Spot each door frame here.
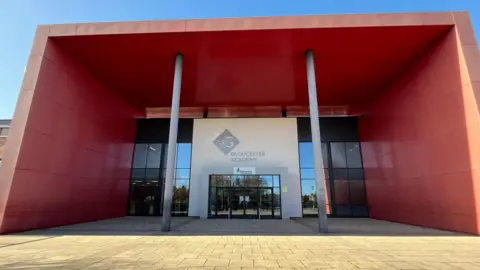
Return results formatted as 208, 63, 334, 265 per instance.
208, 174, 281, 219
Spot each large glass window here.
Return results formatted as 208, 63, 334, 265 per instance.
299, 142, 331, 216
172, 143, 192, 216
298, 141, 368, 217
128, 143, 192, 216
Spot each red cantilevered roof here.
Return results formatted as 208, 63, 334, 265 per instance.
45, 13, 455, 113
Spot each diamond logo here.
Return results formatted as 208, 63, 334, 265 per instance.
213, 129, 240, 155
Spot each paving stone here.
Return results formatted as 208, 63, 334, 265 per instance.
203, 259, 230, 267
0, 217, 477, 269
228, 259, 254, 267
253, 259, 280, 267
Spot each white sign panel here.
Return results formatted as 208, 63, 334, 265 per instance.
233, 167, 256, 175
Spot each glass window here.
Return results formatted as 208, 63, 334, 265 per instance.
348, 169, 364, 180
132, 144, 148, 168
175, 169, 190, 179
299, 142, 314, 168
127, 180, 159, 216
145, 169, 160, 179
299, 142, 328, 168
333, 179, 350, 204
351, 205, 369, 217
213, 175, 231, 187
244, 175, 259, 187
297, 140, 367, 218
332, 169, 348, 180
273, 187, 281, 217
322, 143, 328, 168
176, 143, 192, 168
331, 142, 347, 168
346, 142, 362, 168
273, 175, 280, 187
349, 180, 367, 205
300, 168, 315, 179
0, 127, 8, 136
301, 180, 316, 216
232, 175, 245, 187
129, 142, 192, 216
146, 144, 162, 168
335, 205, 352, 217
259, 175, 273, 187
131, 168, 146, 180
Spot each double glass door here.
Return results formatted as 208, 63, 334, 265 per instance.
215, 187, 274, 219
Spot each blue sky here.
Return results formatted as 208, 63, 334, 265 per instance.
0, 0, 479, 119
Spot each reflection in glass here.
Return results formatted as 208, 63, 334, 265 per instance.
332, 169, 348, 180
259, 188, 273, 217
259, 175, 273, 187
335, 205, 352, 217
132, 144, 148, 168
349, 180, 367, 204
300, 168, 315, 179
298, 140, 368, 217
299, 142, 328, 168
175, 169, 190, 179
146, 144, 162, 168
209, 175, 281, 219
131, 168, 146, 180
301, 180, 317, 216
334, 179, 350, 204
145, 168, 160, 179
128, 180, 159, 216
273, 175, 280, 187
273, 187, 281, 218
299, 143, 314, 167
232, 175, 245, 187
331, 142, 347, 168
128, 142, 192, 216
348, 169, 364, 180
172, 182, 189, 215
176, 143, 192, 168
244, 175, 260, 187
346, 142, 362, 168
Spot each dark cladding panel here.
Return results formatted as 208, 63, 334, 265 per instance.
135, 118, 193, 143
297, 117, 360, 142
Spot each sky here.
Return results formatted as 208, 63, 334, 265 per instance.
0, 0, 479, 119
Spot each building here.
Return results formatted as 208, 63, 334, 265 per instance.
0, 120, 11, 166
0, 11, 479, 235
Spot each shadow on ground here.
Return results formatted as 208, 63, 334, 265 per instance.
4, 217, 465, 238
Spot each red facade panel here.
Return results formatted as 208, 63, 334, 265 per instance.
359, 26, 480, 235
0, 40, 140, 233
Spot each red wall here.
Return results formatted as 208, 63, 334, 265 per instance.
359, 29, 480, 235
0, 39, 140, 233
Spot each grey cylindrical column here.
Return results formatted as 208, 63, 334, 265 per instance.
161, 53, 183, 232
306, 49, 328, 233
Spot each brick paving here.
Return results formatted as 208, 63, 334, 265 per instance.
0, 217, 478, 269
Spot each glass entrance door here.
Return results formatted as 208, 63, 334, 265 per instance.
229, 188, 260, 219
243, 188, 259, 218
259, 188, 274, 218
209, 175, 281, 219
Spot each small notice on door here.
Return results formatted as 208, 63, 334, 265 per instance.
282, 186, 287, 193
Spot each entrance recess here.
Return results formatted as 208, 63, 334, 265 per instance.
209, 174, 281, 219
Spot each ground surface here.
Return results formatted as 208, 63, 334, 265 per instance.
0, 217, 478, 269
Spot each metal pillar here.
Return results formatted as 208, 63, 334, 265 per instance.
306, 49, 328, 233
161, 53, 184, 232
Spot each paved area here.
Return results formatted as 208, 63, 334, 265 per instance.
0, 217, 478, 269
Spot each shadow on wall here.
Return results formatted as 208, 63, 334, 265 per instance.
359, 27, 480, 235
